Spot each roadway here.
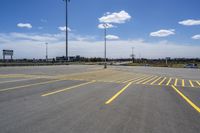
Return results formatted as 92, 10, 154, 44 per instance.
0, 65, 199, 133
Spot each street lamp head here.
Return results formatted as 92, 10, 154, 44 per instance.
103, 23, 109, 28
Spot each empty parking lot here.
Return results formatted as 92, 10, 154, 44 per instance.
0, 65, 199, 133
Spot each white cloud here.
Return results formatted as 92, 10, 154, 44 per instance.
69, 33, 96, 41
105, 12, 110, 15
17, 23, 32, 29
0, 32, 200, 59
179, 19, 200, 26
58, 26, 71, 32
192, 34, 200, 40
98, 23, 115, 29
0, 32, 95, 43
106, 35, 119, 40
0, 34, 10, 43
99, 10, 131, 24
150, 29, 175, 37
9, 32, 63, 42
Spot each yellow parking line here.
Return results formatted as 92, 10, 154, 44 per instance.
136, 75, 154, 84
105, 82, 132, 104
0, 74, 37, 78
142, 76, 158, 84
107, 81, 118, 83
182, 79, 185, 87
158, 77, 167, 85
116, 78, 127, 83
174, 78, 178, 86
0, 77, 40, 84
58, 69, 105, 78
150, 77, 162, 85
166, 78, 172, 86
0, 74, 22, 78
0, 79, 64, 92
41, 80, 96, 97
171, 85, 200, 113
196, 81, 200, 86
189, 80, 194, 87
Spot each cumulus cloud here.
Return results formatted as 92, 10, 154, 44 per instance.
106, 35, 119, 40
98, 23, 115, 29
179, 19, 200, 26
99, 10, 131, 24
58, 26, 71, 32
192, 34, 200, 40
150, 29, 175, 37
17, 23, 32, 29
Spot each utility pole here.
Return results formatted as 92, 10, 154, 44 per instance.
45, 42, 48, 61
103, 23, 108, 69
166, 57, 170, 66
63, 0, 70, 61
131, 47, 135, 63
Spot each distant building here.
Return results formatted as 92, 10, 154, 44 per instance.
56, 56, 67, 62
56, 55, 81, 62
69, 55, 81, 62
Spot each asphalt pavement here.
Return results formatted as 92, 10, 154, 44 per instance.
0, 65, 199, 133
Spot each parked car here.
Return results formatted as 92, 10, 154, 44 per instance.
184, 64, 198, 68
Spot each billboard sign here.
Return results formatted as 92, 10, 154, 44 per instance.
3, 50, 13, 56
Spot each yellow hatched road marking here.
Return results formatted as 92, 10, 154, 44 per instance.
182, 79, 185, 87
158, 77, 167, 85
0, 79, 64, 92
174, 78, 178, 86
189, 80, 194, 87
123, 78, 135, 83
166, 78, 172, 86
196, 81, 200, 86
171, 85, 200, 113
142, 76, 158, 84
105, 82, 132, 104
122, 74, 143, 83
42, 80, 96, 97
150, 77, 162, 85
131, 75, 148, 83
136, 75, 154, 84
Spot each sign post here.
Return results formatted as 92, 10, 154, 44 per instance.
3, 50, 14, 60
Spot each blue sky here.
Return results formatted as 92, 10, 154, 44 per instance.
0, 0, 200, 59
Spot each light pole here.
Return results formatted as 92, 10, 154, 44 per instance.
45, 42, 48, 61
131, 47, 135, 63
63, 0, 70, 61
103, 23, 108, 69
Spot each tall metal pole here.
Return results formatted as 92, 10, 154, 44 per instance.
64, 0, 69, 61
132, 47, 134, 63
104, 24, 107, 69
45, 42, 48, 61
